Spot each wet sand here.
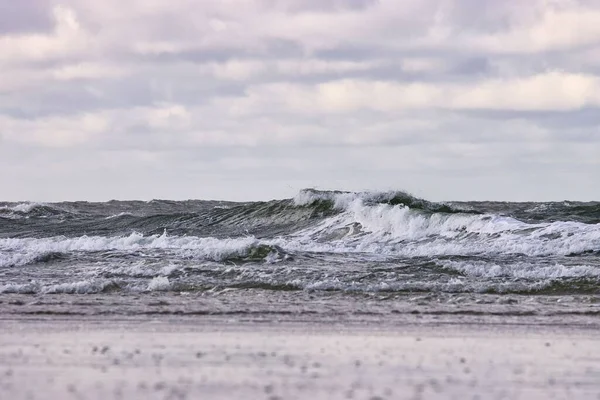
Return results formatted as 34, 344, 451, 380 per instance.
0, 314, 599, 400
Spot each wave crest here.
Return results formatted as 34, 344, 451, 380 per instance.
293, 189, 473, 214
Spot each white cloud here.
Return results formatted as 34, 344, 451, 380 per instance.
52, 62, 129, 81
400, 58, 448, 73
146, 103, 192, 130
0, 0, 599, 201
450, 71, 600, 110
0, 5, 89, 65
223, 72, 600, 115
1, 113, 108, 148
469, 5, 600, 53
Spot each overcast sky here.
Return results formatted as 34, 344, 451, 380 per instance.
1, 0, 599, 202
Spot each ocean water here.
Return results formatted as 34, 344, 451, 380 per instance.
1, 189, 599, 316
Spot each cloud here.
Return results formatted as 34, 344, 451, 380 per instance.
0, 0, 599, 201
220, 71, 600, 115
0, 0, 55, 35
52, 62, 130, 81
0, 5, 89, 65
466, 3, 600, 53
1, 112, 108, 148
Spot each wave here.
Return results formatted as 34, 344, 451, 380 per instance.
2, 190, 599, 239
437, 259, 600, 280
1, 189, 599, 269
1, 189, 599, 297
0, 232, 290, 268
460, 201, 600, 225
285, 193, 600, 258
0, 202, 63, 219
0, 279, 120, 295
147, 276, 171, 291
4, 268, 597, 295
2, 213, 598, 270
293, 188, 476, 214
0, 202, 44, 213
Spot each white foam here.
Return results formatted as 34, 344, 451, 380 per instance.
4, 202, 45, 213
0, 252, 41, 268
293, 189, 366, 209
45, 280, 111, 294
158, 264, 180, 276
0, 202, 47, 219
0, 280, 113, 294
105, 212, 133, 219
439, 260, 600, 280
92, 262, 156, 278
293, 189, 427, 210
0, 232, 261, 268
287, 196, 600, 258
147, 276, 171, 291
0, 282, 40, 294
299, 277, 508, 293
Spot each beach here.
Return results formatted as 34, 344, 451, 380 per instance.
1, 302, 599, 400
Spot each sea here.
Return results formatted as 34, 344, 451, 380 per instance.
1, 189, 599, 318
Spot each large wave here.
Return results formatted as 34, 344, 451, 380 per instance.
2, 190, 600, 261
1, 190, 599, 296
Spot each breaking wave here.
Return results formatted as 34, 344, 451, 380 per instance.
1, 189, 599, 296
0, 233, 289, 268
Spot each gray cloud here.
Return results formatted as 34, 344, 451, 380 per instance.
0, 0, 55, 34
0, 0, 599, 201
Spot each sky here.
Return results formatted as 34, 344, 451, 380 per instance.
1, 0, 599, 202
